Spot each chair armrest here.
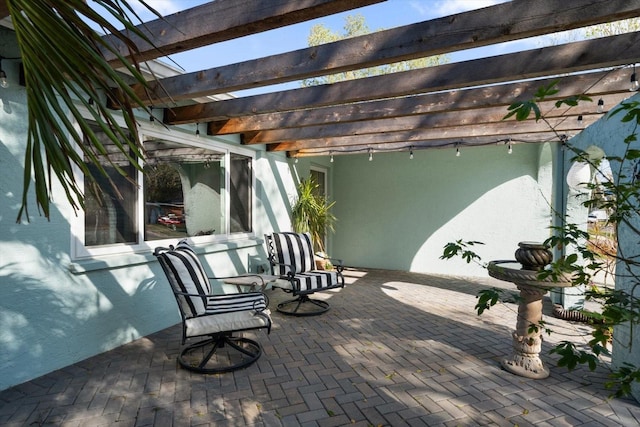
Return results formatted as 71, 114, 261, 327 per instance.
212, 274, 268, 292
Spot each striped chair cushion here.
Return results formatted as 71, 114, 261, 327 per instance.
292, 270, 340, 292
156, 239, 212, 317
272, 232, 316, 275
205, 292, 267, 314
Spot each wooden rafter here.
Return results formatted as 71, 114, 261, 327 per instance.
166, 31, 640, 126
101, 0, 384, 66
4, 1, 640, 155
266, 116, 598, 153
139, 0, 640, 105
242, 108, 604, 145
7, 0, 637, 156
206, 71, 630, 135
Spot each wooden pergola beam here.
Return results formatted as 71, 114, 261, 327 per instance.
101, 0, 384, 66
241, 104, 608, 144
139, 0, 640, 104
166, 31, 640, 125
207, 72, 629, 135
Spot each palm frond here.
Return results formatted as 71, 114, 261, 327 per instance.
7, 0, 162, 221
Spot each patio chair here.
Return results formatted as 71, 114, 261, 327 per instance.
154, 240, 271, 374
265, 232, 344, 316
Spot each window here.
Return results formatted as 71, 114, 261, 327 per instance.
309, 166, 329, 252
74, 119, 254, 258
83, 123, 138, 246
144, 139, 225, 241
229, 153, 252, 233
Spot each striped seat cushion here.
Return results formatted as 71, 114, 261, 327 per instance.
291, 270, 341, 292
271, 232, 316, 275
155, 239, 212, 317
205, 292, 267, 314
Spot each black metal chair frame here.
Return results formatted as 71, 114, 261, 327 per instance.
265, 232, 345, 316
154, 244, 271, 374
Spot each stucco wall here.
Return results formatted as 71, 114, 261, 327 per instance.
0, 26, 296, 388
568, 94, 640, 401
0, 140, 294, 392
330, 144, 554, 277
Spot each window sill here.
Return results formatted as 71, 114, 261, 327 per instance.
68, 237, 264, 274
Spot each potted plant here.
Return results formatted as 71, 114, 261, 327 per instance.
291, 177, 336, 269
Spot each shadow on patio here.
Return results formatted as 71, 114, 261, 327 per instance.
1, 268, 639, 426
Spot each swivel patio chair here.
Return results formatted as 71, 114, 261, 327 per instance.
154, 240, 271, 373
265, 232, 344, 316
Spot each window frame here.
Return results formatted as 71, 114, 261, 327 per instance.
70, 109, 256, 260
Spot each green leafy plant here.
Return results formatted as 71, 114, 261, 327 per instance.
291, 177, 336, 254
442, 79, 640, 398
440, 240, 486, 265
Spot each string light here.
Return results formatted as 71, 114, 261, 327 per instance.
409, 147, 414, 160
196, 122, 200, 138
577, 115, 583, 126
149, 106, 155, 123
368, 149, 373, 161
330, 151, 334, 163
456, 146, 461, 157
597, 98, 604, 113
508, 144, 513, 154
297, 137, 558, 159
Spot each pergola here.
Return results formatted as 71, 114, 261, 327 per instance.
4, 0, 640, 158
112, 0, 640, 160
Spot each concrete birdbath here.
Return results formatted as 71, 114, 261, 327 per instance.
487, 242, 574, 379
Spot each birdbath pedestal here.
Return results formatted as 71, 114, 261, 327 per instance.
487, 259, 573, 379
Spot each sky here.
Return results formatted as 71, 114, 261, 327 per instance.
115, 0, 574, 96
123, 1, 523, 76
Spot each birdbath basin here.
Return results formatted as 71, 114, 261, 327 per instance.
487, 259, 574, 379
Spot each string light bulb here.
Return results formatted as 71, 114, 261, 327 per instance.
597, 98, 604, 113
196, 122, 200, 138
577, 115, 583, 126
456, 147, 461, 157
508, 144, 513, 154
409, 147, 414, 160
330, 151, 334, 163
631, 65, 639, 91
149, 106, 155, 123
368, 149, 373, 161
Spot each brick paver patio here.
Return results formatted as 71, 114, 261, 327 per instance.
1, 268, 639, 426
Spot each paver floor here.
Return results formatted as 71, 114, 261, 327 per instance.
1, 268, 639, 426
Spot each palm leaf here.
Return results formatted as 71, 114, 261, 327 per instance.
7, 0, 162, 221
